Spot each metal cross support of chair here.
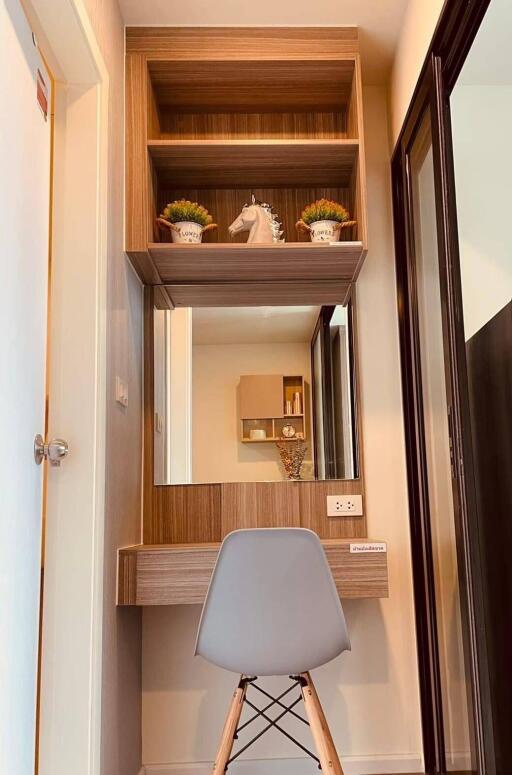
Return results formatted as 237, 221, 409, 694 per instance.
212, 673, 344, 775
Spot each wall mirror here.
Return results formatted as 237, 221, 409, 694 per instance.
153, 301, 359, 485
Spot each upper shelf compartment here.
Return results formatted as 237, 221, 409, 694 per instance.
147, 58, 356, 117
125, 27, 368, 300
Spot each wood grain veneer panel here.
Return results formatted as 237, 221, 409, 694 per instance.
126, 27, 359, 59
126, 53, 153, 253
117, 539, 388, 605
118, 549, 138, 606
149, 242, 362, 284
148, 60, 354, 114
153, 484, 222, 544
156, 187, 357, 245
133, 544, 219, 605
299, 480, 365, 538
148, 140, 358, 188
323, 539, 387, 597
126, 249, 162, 286
155, 111, 347, 141
221, 482, 300, 535
163, 281, 350, 308
349, 55, 368, 252
150, 479, 367, 547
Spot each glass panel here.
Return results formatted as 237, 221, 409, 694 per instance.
410, 110, 473, 771
451, 1, 512, 768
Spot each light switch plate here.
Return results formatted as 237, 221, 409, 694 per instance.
115, 376, 128, 407
327, 494, 363, 517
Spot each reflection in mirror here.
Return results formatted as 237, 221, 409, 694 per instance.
311, 306, 357, 480
153, 304, 358, 485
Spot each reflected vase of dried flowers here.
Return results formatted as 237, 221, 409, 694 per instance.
275, 439, 308, 481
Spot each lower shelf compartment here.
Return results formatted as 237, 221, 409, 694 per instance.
118, 538, 388, 605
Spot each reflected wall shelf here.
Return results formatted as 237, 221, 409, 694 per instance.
118, 539, 389, 606
125, 26, 368, 307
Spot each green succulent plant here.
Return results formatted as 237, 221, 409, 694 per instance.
301, 198, 351, 225
160, 199, 213, 227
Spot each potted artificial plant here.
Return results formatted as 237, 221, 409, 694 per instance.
157, 199, 217, 243
296, 198, 356, 242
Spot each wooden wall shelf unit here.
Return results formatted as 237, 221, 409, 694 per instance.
125, 27, 368, 306
121, 30, 384, 609
239, 373, 307, 442
118, 539, 389, 606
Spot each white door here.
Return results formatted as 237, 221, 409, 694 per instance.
0, 3, 53, 773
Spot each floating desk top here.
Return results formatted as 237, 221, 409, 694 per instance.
117, 539, 388, 606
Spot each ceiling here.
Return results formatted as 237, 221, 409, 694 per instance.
193, 306, 320, 345
457, 0, 512, 86
118, 0, 411, 84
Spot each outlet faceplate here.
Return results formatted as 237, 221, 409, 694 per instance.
327, 494, 363, 517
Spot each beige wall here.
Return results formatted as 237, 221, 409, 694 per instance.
80, 1, 144, 774
192, 342, 313, 483
389, 0, 444, 145
142, 86, 423, 772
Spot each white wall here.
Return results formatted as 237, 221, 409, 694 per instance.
389, 0, 444, 146
141, 86, 423, 774
450, 86, 512, 340
192, 342, 313, 483
79, 1, 144, 774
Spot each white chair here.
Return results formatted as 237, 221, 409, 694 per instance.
195, 528, 350, 775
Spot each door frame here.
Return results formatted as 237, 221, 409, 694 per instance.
23, 0, 109, 772
392, 0, 494, 773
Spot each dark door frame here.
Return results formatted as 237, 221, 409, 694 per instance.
392, 0, 494, 773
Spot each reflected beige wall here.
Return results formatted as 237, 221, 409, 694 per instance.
192, 342, 313, 483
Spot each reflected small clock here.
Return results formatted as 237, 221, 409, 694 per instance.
281, 423, 296, 438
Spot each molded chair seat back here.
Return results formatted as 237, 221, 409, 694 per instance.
195, 528, 350, 676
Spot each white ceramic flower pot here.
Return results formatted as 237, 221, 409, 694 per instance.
171, 221, 204, 244
309, 219, 341, 243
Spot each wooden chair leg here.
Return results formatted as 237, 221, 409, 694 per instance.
300, 672, 344, 775
212, 676, 248, 775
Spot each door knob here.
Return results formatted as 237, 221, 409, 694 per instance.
34, 434, 69, 467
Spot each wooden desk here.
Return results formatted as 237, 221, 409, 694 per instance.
117, 539, 388, 606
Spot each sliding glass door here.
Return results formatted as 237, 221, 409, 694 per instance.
391, 2, 501, 772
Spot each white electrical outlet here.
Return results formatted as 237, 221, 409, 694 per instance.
327, 494, 363, 517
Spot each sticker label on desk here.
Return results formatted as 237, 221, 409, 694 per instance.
350, 542, 387, 553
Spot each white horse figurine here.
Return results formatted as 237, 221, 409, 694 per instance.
228, 194, 284, 243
